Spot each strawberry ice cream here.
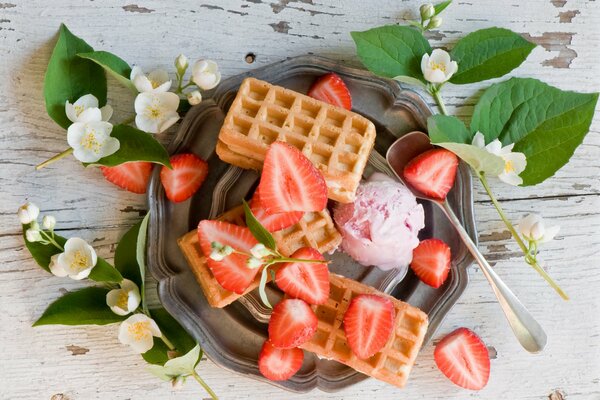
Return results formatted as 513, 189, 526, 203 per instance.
333, 173, 425, 270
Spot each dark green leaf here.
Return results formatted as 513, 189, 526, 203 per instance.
94, 124, 171, 167
178, 99, 192, 114
434, 0, 452, 14
44, 24, 107, 129
471, 77, 599, 185
243, 200, 276, 249
114, 219, 144, 286
351, 25, 431, 81
33, 287, 125, 326
88, 258, 123, 283
143, 308, 196, 365
77, 51, 136, 92
23, 225, 66, 272
450, 28, 535, 84
428, 114, 472, 144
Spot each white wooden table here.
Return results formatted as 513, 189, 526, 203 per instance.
1, 1, 599, 399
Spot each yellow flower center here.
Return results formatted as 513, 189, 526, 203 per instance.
70, 250, 89, 271
74, 105, 85, 116
146, 106, 162, 119
150, 79, 161, 89
128, 321, 151, 341
504, 160, 515, 173
117, 291, 129, 310
430, 61, 447, 73
81, 131, 101, 153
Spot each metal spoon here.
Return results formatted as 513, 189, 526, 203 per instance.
386, 131, 547, 353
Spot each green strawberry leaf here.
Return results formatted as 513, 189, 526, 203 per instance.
434, 142, 504, 175
77, 51, 136, 92
114, 219, 144, 287
428, 114, 472, 144
471, 77, 599, 185
44, 24, 107, 129
94, 124, 171, 167
243, 200, 276, 250
143, 308, 196, 365
147, 344, 202, 381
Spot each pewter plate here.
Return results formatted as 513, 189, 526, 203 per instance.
147, 55, 476, 393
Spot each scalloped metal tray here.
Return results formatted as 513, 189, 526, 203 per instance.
147, 55, 476, 393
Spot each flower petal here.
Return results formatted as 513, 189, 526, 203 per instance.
540, 225, 560, 243
471, 132, 486, 148
100, 105, 113, 122
67, 123, 87, 148
485, 139, 502, 155
65, 101, 78, 123
130, 65, 144, 81
425, 69, 447, 83
421, 53, 430, 74
499, 171, 523, 186
430, 48, 451, 65
136, 114, 159, 134
157, 112, 179, 133
133, 75, 154, 93
78, 107, 102, 123
129, 335, 154, 353
100, 137, 120, 158
49, 254, 69, 277
75, 94, 99, 109
159, 91, 181, 111
134, 92, 154, 114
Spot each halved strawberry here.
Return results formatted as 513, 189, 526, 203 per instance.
307, 73, 352, 110
100, 162, 153, 194
403, 148, 458, 200
343, 294, 395, 359
258, 340, 304, 381
268, 299, 317, 349
197, 220, 259, 294
160, 153, 208, 203
410, 238, 451, 288
249, 187, 303, 232
257, 141, 327, 213
275, 247, 330, 305
434, 327, 490, 390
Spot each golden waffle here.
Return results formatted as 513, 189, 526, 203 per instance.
300, 274, 428, 388
216, 77, 377, 203
177, 205, 342, 308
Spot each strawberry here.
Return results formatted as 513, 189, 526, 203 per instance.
343, 294, 395, 359
403, 148, 458, 200
249, 187, 303, 232
307, 73, 352, 110
258, 340, 304, 381
160, 153, 208, 203
268, 299, 318, 349
257, 141, 328, 213
100, 161, 153, 194
434, 327, 491, 390
410, 238, 451, 288
197, 220, 259, 294
275, 247, 330, 305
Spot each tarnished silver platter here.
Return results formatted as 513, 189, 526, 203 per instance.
147, 55, 476, 392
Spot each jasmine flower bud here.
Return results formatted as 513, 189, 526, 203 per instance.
420, 3, 435, 20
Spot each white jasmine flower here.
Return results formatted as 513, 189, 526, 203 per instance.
246, 256, 263, 269
130, 66, 172, 93
175, 54, 189, 74
472, 132, 527, 186
56, 237, 98, 280
42, 215, 56, 230
134, 92, 180, 134
67, 121, 120, 163
106, 279, 142, 316
192, 60, 221, 90
518, 214, 560, 244
187, 90, 202, 106
421, 49, 458, 84
25, 227, 43, 242
49, 253, 68, 277
209, 241, 233, 261
65, 94, 113, 123
118, 314, 161, 353
18, 202, 40, 224
250, 243, 272, 259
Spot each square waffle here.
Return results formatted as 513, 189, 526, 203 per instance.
177, 205, 342, 308
300, 273, 428, 388
216, 77, 377, 203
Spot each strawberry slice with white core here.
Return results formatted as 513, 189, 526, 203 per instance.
100, 161, 153, 194
434, 327, 491, 390
307, 73, 352, 110
160, 153, 208, 203
268, 299, 318, 349
403, 148, 458, 200
197, 220, 260, 294
343, 294, 395, 359
249, 187, 303, 232
258, 340, 304, 381
257, 141, 328, 214
275, 247, 330, 305
410, 238, 451, 288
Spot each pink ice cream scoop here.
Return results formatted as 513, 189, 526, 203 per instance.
333, 173, 425, 271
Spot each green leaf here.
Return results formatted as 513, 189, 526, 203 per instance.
434, 142, 504, 175
114, 219, 144, 286
471, 77, 599, 185
137, 212, 150, 311
143, 308, 196, 365
243, 200, 276, 250
94, 124, 171, 167
22, 225, 66, 272
434, 0, 452, 14
88, 258, 123, 283
450, 28, 535, 84
33, 287, 124, 326
44, 24, 107, 129
393, 75, 426, 88
178, 99, 192, 114
147, 344, 202, 381
351, 25, 431, 81
428, 114, 472, 144
77, 51, 136, 92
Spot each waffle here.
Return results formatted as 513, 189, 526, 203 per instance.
216, 77, 377, 203
177, 205, 342, 308
300, 273, 428, 388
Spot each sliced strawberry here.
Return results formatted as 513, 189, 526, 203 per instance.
249, 187, 303, 232
403, 148, 458, 200
257, 141, 328, 213
275, 247, 330, 305
197, 220, 259, 294
100, 162, 153, 194
410, 238, 451, 288
258, 340, 304, 381
434, 327, 491, 390
268, 299, 318, 349
343, 294, 395, 359
307, 73, 352, 110
160, 153, 208, 203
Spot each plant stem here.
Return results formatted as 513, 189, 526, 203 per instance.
478, 173, 569, 300
431, 88, 448, 116
35, 148, 73, 170
160, 334, 176, 351
39, 230, 64, 251
191, 370, 219, 400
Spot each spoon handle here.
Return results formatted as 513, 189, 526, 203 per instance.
440, 200, 547, 353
